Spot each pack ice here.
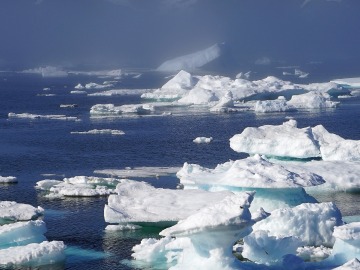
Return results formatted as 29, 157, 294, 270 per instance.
0, 201, 65, 267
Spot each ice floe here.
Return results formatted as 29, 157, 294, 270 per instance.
60, 104, 78, 108
104, 180, 234, 225
0, 176, 17, 183
157, 43, 222, 72
90, 104, 154, 116
331, 77, 360, 89
0, 241, 65, 267
94, 166, 180, 178
0, 201, 44, 222
71, 129, 125, 135
8, 112, 79, 121
88, 89, 149, 96
193, 137, 213, 143
36, 176, 120, 198
230, 119, 360, 161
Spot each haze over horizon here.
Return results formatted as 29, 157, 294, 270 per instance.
1, 0, 360, 75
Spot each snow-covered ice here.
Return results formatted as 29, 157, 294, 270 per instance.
90, 104, 154, 116
36, 176, 120, 198
193, 137, 213, 144
333, 259, 360, 270
0, 176, 17, 183
0, 241, 65, 267
104, 180, 235, 224
0, 201, 44, 222
8, 112, 79, 121
331, 77, 360, 89
71, 129, 125, 135
157, 44, 222, 72
88, 89, 149, 96
94, 166, 180, 178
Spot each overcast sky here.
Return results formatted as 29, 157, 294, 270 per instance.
0, 0, 359, 70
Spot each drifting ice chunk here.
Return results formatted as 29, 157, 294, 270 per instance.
90, 104, 154, 116
0, 220, 47, 249
230, 119, 321, 159
177, 155, 324, 189
74, 83, 85, 89
94, 166, 180, 178
329, 222, 360, 265
252, 202, 343, 247
85, 82, 113, 90
157, 43, 222, 72
209, 91, 236, 112
193, 137, 213, 144
288, 91, 338, 109
177, 87, 218, 105
0, 201, 44, 222
0, 241, 66, 267
0, 176, 17, 183
333, 259, 360, 270
105, 224, 142, 231
71, 129, 125, 135
242, 230, 303, 264
312, 125, 360, 162
104, 180, 234, 224
331, 77, 360, 89
254, 96, 295, 113
8, 112, 79, 121
141, 70, 196, 101
21, 66, 68, 77
131, 192, 255, 270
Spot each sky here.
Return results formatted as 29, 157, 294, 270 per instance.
0, 0, 359, 72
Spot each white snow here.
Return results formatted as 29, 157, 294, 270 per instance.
71, 129, 125, 135
88, 89, 149, 96
0, 201, 44, 222
85, 82, 113, 90
287, 91, 339, 109
0, 176, 17, 183
333, 259, 360, 270
331, 77, 360, 88
157, 44, 222, 72
90, 104, 154, 116
104, 180, 235, 224
0, 241, 65, 267
8, 112, 79, 121
193, 137, 213, 144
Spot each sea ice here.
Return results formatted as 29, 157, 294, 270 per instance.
141, 70, 196, 101
329, 222, 360, 265
36, 176, 120, 198
0, 201, 44, 222
21, 66, 68, 77
131, 192, 255, 270
71, 129, 125, 135
90, 104, 154, 116
85, 82, 113, 90
157, 43, 222, 72
105, 224, 142, 231
0, 176, 17, 183
94, 166, 180, 178
104, 180, 234, 224
287, 91, 339, 109
0, 241, 66, 267
333, 259, 360, 270
251, 202, 343, 247
254, 96, 295, 113
229, 119, 321, 159
331, 77, 360, 89
193, 137, 213, 143
8, 112, 79, 121
88, 89, 149, 96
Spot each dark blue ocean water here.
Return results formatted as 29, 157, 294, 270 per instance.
0, 72, 359, 269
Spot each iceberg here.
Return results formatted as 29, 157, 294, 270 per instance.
177, 155, 322, 211
104, 180, 234, 224
230, 119, 321, 159
251, 202, 343, 247
8, 112, 79, 121
0, 176, 17, 183
0, 241, 65, 267
287, 91, 339, 109
333, 259, 360, 270
0, 201, 44, 223
331, 77, 360, 89
157, 44, 222, 72
85, 82, 113, 90
88, 89, 149, 96
329, 222, 360, 265
141, 70, 197, 101
131, 192, 255, 270
254, 96, 295, 113
70, 129, 125, 135
193, 137, 213, 144
90, 104, 154, 116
